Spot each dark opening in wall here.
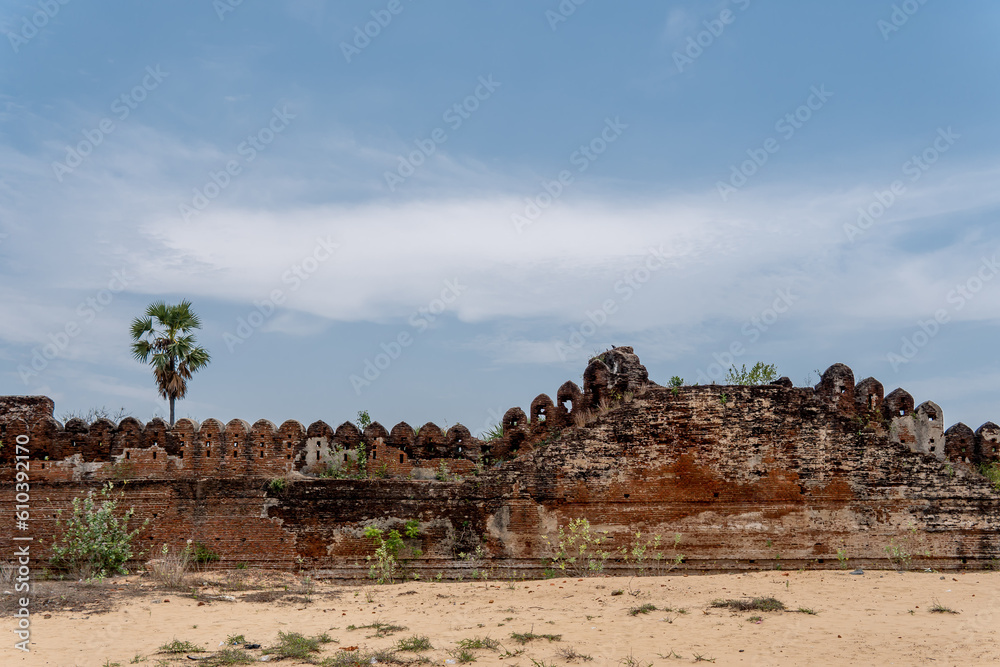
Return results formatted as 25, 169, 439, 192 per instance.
400, 453, 404, 464
125, 451, 130, 459
152, 452, 157, 460
623, 493, 630, 498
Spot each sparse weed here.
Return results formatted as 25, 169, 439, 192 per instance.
510, 631, 562, 644
557, 646, 593, 662
205, 648, 256, 665
628, 603, 657, 616
456, 636, 501, 651
710, 597, 786, 612
930, 600, 959, 614
449, 648, 477, 663
263, 631, 333, 660
618, 651, 652, 667
397, 635, 432, 652
542, 518, 610, 576
158, 639, 204, 654
349, 620, 407, 637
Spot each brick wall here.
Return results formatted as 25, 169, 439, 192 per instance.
2, 347, 998, 575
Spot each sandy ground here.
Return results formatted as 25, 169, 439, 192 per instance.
3, 569, 1000, 666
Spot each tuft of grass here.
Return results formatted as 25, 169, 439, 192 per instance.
657, 650, 683, 660
557, 646, 593, 662
205, 648, 256, 665
797, 607, 818, 615
225, 633, 247, 646
320, 648, 402, 667
263, 631, 333, 660
710, 597, 786, 612
693, 654, 716, 663
449, 648, 477, 663
628, 603, 657, 616
396, 635, 433, 652
158, 639, 204, 654
510, 631, 562, 644
456, 636, 501, 651
930, 600, 959, 614
619, 652, 652, 667
747, 615, 763, 623
348, 620, 406, 637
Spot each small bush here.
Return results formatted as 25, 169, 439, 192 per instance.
725, 362, 778, 386
51, 482, 148, 579
979, 462, 1000, 491
192, 541, 220, 566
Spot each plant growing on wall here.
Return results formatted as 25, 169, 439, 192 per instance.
365, 521, 422, 584
979, 462, 1000, 492
130, 300, 211, 427
725, 362, 778, 386
50, 482, 149, 580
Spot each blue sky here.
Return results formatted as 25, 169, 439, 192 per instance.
2, 0, 999, 435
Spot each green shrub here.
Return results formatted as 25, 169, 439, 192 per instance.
50, 482, 148, 579
725, 362, 778, 386
365, 526, 404, 583
192, 541, 220, 565
979, 462, 1000, 492
542, 518, 609, 576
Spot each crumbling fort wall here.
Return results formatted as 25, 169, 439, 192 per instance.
2, 347, 998, 576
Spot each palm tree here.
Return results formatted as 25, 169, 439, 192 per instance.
130, 300, 211, 426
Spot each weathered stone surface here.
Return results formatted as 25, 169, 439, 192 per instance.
1, 351, 998, 576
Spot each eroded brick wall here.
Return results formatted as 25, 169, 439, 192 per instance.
2, 347, 999, 575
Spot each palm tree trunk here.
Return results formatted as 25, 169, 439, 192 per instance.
169, 397, 175, 427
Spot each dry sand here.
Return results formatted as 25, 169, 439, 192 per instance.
4, 570, 999, 666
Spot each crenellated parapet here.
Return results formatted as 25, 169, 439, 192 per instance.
1, 354, 997, 479
804, 363, 995, 466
